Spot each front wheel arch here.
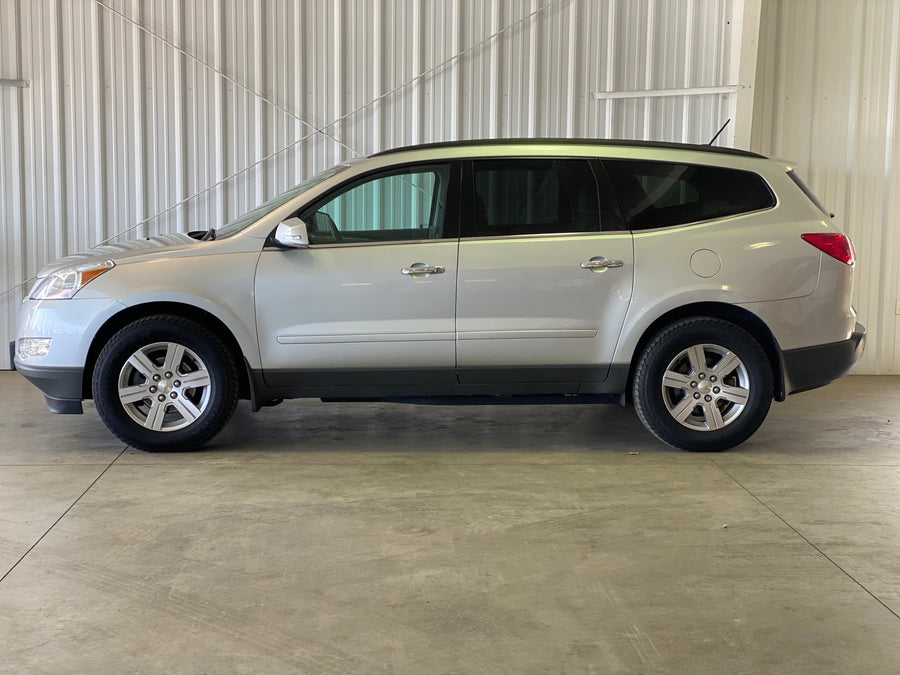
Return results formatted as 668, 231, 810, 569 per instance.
83, 302, 252, 402
92, 314, 240, 451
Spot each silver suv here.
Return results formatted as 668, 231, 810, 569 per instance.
14, 139, 865, 452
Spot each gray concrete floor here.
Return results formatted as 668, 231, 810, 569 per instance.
1, 372, 899, 674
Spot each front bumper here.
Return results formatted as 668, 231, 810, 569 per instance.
15, 295, 127, 414
782, 322, 866, 396
15, 363, 85, 414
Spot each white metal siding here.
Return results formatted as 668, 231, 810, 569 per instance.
1, 0, 745, 369
752, 0, 900, 374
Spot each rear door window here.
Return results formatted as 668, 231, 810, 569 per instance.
464, 159, 621, 237
603, 160, 775, 230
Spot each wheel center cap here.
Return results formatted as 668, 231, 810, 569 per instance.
698, 381, 711, 393
158, 379, 170, 392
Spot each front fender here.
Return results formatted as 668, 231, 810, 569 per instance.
88, 252, 262, 367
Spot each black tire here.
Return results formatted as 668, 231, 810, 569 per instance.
92, 315, 239, 452
632, 317, 773, 452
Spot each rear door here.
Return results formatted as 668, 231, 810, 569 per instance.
455, 158, 634, 389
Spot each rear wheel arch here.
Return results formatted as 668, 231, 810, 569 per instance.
83, 302, 252, 401
624, 302, 785, 403
631, 316, 774, 451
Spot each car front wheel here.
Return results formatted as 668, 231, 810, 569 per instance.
632, 317, 773, 451
92, 315, 239, 451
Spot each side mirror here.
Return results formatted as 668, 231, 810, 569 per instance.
273, 217, 310, 248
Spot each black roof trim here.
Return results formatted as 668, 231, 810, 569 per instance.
371, 138, 767, 159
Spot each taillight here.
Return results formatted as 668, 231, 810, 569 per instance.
801, 233, 855, 265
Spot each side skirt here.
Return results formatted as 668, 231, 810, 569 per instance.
323, 394, 623, 406
247, 365, 631, 409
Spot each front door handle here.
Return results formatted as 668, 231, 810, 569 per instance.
581, 257, 624, 270
402, 263, 445, 276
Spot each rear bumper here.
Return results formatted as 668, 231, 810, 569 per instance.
15, 363, 84, 414
782, 322, 866, 396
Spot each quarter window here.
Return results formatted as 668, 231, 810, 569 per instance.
300, 164, 450, 244
603, 160, 775, 230
469, 159, 609, 236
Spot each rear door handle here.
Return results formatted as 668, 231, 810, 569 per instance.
402, 263, 445, 275
581, 257, 624, 270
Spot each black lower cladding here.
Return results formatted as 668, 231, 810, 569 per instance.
782, 322, 866, 395
257, 364, 630, 402
16, 364, 85, 414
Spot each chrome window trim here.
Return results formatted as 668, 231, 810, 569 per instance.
303, 237, 459, 249
459, 230, 628, 243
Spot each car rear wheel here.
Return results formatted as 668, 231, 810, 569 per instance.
632, 317, 773, 451
93, 315, 238, 451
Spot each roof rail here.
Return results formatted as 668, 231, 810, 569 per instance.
371, 138, 766, 159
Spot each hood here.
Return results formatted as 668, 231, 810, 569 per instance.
36, 233, 199, 277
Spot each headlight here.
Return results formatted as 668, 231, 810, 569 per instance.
30, 260, 115, 300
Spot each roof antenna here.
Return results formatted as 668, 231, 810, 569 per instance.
708, 118, 731, 146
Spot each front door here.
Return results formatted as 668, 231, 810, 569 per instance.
455, 158, 634, 389
254, 163, 459, 392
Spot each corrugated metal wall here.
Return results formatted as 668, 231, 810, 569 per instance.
752, 0, 900, 374
2, 0, 748, 369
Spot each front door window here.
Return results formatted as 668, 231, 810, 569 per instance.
301, 165, 451, 244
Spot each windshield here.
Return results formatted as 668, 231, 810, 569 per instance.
215, 165, 349, 239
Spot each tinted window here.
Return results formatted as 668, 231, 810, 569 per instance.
603, 160, 775, 230
300, 164, 450, 244
469, 159, 605, 236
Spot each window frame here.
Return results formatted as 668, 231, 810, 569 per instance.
459, 157, 625, 240
292, 160, 461, 247
601, 159, 777, 233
